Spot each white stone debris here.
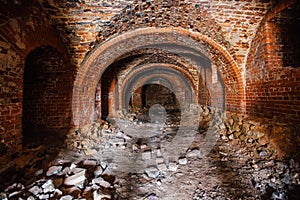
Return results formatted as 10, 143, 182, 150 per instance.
41, 179, 55, 193
178, 157, 188, 165
59, 195, 73, 200
64, 168, 86, 187
8, 191, 20, 198
37, 193, 50, 199
168, 162, 178, 172
94, 166, 103, 177
132, 144, 139, 151
54, 189, 63, 196
83, 159, 97, 166
46, 166, 62, 176
187, 149, 200, 158
93, 190, 111, 200
28, 185, 42, 196
157, 163, 167, 171
145, 166, 159, 178
92, 177, 111, 188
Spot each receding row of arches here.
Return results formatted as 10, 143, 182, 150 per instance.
22, 42, 225, 144
96, 51, 223, 121
22, 28, 234, 144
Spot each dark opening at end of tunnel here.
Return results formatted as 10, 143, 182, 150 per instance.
129, 83, 181, 124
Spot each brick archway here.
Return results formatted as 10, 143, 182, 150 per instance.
72, 27, 244, 127
120, 63, 197, 110
120, 66, 195, 113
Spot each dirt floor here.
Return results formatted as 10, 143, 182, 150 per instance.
0, 111, 299, 199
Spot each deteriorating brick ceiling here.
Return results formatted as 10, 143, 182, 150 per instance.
35, 0, 272, 69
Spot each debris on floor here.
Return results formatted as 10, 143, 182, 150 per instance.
0, 107, 299, 199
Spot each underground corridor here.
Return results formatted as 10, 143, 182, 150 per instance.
0, 0, 300, 199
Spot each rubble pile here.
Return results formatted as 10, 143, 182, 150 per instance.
0, 105, 299, 199
0, 160, 119, 200
222, 112, 299, 160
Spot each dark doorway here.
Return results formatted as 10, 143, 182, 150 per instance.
22, 46, 72, 146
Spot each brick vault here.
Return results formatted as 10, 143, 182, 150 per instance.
0, 0, 300, 199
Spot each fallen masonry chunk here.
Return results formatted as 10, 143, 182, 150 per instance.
92, 183, 100, 190
29, 185, 43, 196
144, 193, 157, 200
71, 167, 85, 174
116, 131, 123, 137
219, 152, 228, 156
187, 149, 200, 158
93, 190, 111, 200
145, 166, 160, 178
54, 188, 63, 196
156, 149, 162, 157
92, 177, 111, 188
123, 134, 132, 140
157, 179, 162, 185
132, 144, 139, 151
100, 161, 108, 169
8, 191, 20, 198
252, 164, 258, 169
64, 168, 86, 187
60, 195, 73, 200
70, 163, 77, 169
46, 166, 62, 176
168, 162, 178, 172
38, 193, 52, 199
109, 137, 125, 146
57, 166, 70, 176
94, 166, 103, 177
178, 157, 187, 165
157, 163, 167, 171
83, 159, 97, 166
42, 179, 55, 193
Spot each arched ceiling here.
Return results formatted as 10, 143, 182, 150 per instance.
26, 0, 273, 69
72, 27, 243, 127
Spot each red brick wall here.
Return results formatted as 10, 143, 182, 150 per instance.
23, 46, 73, 132
0, 38, 23, 155
0, 2, 73, 155
246, 1, 300, 123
